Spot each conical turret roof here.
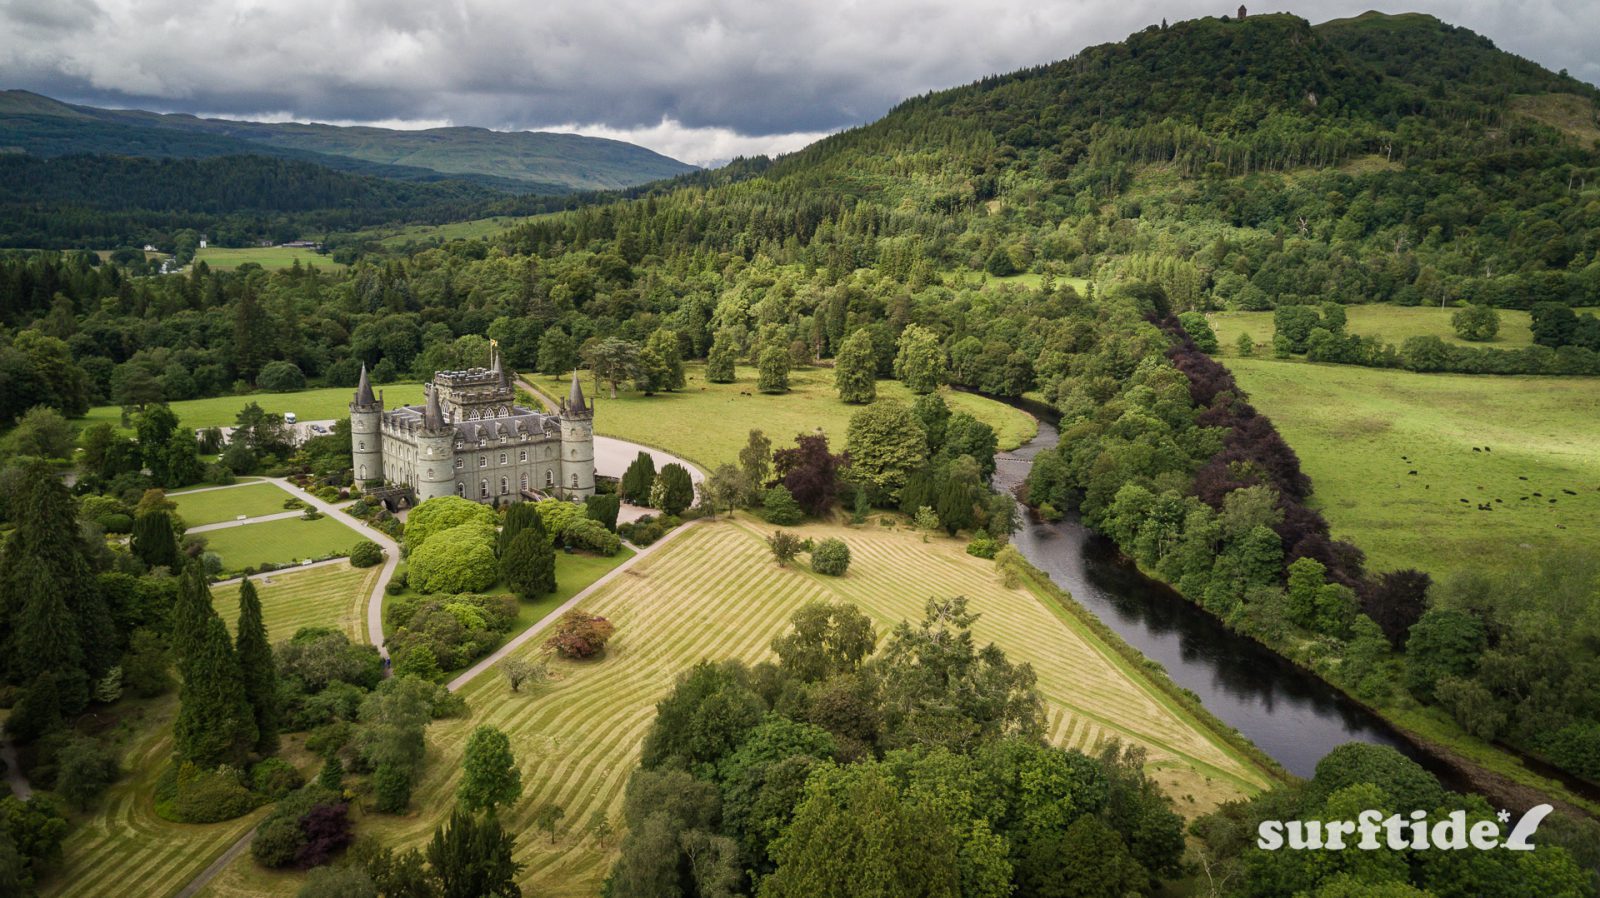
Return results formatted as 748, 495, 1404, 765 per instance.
567, 369, 588, 415
423, 384, 446, 431
354, 363, 376, 407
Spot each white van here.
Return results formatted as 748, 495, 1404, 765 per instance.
285, 412, 298, 425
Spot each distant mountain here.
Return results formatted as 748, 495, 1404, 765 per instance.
0, 90, 696, 192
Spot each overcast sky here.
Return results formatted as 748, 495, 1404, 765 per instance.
2, 0, 1596, 166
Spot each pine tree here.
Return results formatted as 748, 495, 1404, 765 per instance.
498, 502, 547, 555
500, 529, 557, 600
131, 510, 179, 570
318, 756, 344, 793
620, 452, 656, 504
428, 808, 523, 898
234, 578, 280, 754
458, 725, 523, 812
834, 329, 878, 404
171, 565, 257, 767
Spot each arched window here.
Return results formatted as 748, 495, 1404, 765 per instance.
358, 464, 367, 480
570, 473, 579, 488
518, 450, 527, 462
456, 482, 465, 497
570, 448, 576, 458
499, 453, 507, 465
520, 473, 528, 492
545, 469, 554, 487
500, 477, 508, 495
480, 479, 489, 499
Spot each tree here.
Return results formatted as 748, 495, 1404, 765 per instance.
767, 531, 804, 566
534, 803, 566, 844
758, 344, 790, 394
459, 725, 523, 813
3, 405, 74, 459
257, 360, 306, 392
131, 510, 179, 570
834, 329, 878, 403
1362, 569, 1431, 648
499, 501, 548, 553
810, 538, 851, 576
773, 433, 843, 515
620, 451, 657, 504
318, 755, 345, 793
501, 656, 547, 693
632, 347, 671, 395
894, 324, 944, 394
645, 328, 686, 391
234, 577, 280, 754
538, 328, 577, 377
740, 429, 772, 489
1235, 332, 1256, 356
584, 336, 639, 399
585, 494, 621, 530
427, 808, 522, 898
53, 734, 119, 810
913, 505, 941, 538
846, 400, 927, 503
762, 485, 805, 525
650, 463, 695, 516
1451, 304, 1500, 342
703, 463, 750, 516
1020, 815, 1149, 898
546, 610, 615, 659
1404, 610, 1486, 702
408, 524, 498, 593
171, 565, 257, 767
405, 496, 497, 551
771, 602, 876, 682
500, 528, 556, 599
707, 329, 739, 383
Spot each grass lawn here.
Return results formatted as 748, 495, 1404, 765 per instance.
170, 481, 295, 526
212, 562, 380, 643
529, 363, 1037, 472
1226, 358, 1600, 577
510, 548, 635, 632
360, 216, 524, 248
194, 246, 345, 271
1208, 305, 1543, 354
80, 383, 426, 434
199, 515, 366, 573
226, 516, 1268, 898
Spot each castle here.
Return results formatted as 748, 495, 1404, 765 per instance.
349, 344, 595, 504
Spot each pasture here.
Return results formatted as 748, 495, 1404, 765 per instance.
196, 516, 1271, 898
212, 562, 379, 643
80, 383, 426, 434
193, 246, 345, 271
527, 363, 1037, 472
198, 515, 364, 573
1226, 358, 1600, 577
170, 481, 294, 526
1208, 305, 1541, 353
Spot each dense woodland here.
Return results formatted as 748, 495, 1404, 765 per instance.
3, 10, 1600, 897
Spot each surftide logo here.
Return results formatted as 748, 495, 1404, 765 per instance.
1257, 804, 1553, 851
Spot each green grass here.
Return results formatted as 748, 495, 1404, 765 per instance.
529, 363, 1037, 472
198, 515, 365, 573
80, 383, 426, 434
1226, 358, 1600, 577
354, 216, 526, 248
212, 562, 379, 643
193, 246, 345, 271
510, 549, 635, 632
1208, 305, 1541, 353
169, 481, 296, 526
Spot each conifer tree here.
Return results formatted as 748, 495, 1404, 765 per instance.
620, 452, 656, 504
131, 510, 180, 570
234, 578, 280, 754
706, 330, 738, 383
428, 808, 523, 898
171, 564, 257, 767
500, 529, 557, 600
498, 502, 547, 555
645, 328, 686, 391
758, 345, 790, 394
458, 725, 523, 812
834, 329, 878, 404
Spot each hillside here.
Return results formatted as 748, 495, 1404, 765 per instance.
0, 89, 695, 192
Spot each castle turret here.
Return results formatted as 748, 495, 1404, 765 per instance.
558, 370, 595, 500
350, 363, 384, 484
415, 384, 458, 502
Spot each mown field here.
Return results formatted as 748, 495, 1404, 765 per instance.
199, 514, 365, 573
212, 562, 379, 643
1227, 358, 1600, 577
357, 215, 526, 248
1208, 305, 1543, 352
193, 246, 345, 271
201, 516, 1271, 898
81, 383, 426, 433
527, 363, 1037, 471
170, 481, 294, 526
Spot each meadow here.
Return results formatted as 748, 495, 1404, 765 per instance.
527, 363, 1037, 471
1226, 358, 1600, 577
193, 246, 346, 271
200, 515, 1271, 898
80, 383, 426, 433
211, 562, 379, 643
1208, 305, 1540, 353
170, 481, 294, 526
198, 515, 365, 573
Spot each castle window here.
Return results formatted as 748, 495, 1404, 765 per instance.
359, 464, 367, 480
499, 453, 507, 465
479, 455, 487, 468
480, 479, 489, 499
570, 448, 576, 459
545, 469, 554, 487
500, 477, 508, 495
455, 458, 464, 469
456, 482, 465, 497
520, 473, 528, 492
571, 473, 579, 489
358, 441, 365, 450
519, 450, 527, 462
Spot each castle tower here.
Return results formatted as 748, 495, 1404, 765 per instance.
415, 384, 458, 502
350, 363, 384, 484
558, 370, 595, 500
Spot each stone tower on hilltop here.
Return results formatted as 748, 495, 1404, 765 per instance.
350, 363, 383, 484
558, 371, 596, 499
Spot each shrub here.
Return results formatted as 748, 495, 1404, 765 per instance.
501, 528, 556, 599
562, 517, 621, 555
966, 535, 999, 559
53, 734, 120, 810
257, 361, 307, 392
767, 530, 804, 566
393, 645, 444, 682
407, 523, 497, 593
349, 540, 385, 568
618, 514, 676, 546
166, 762, 258, 823
251, 758, 305, 800
650, 463, 695, 516
253, 812, 306, 868
762, 486, 804, 525
546, 610, 615, 659
810, 538, 851, 576
97, 513, 133, 534
373, 762, 413, 813
585, 493, 621, 531
405, 496, 496, 552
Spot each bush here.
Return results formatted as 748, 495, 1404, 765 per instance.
251, 757, 305, 800
349, 540, 385, 568
257, 361, 307, 392
650, 463, 695, 516
762, 486, 804, 525
618, 514, 677, 546
966, 535, 999, 559
393, 645, 444, 682
97, 513, 133, 534
810, 538, 851, 576
405, 496, 497, 552
165, 762, 259, 823
562, 517, 621, 555
373, 762, 413, 813
585, 493, 621, 531
546, 610, 615, 659
407, 523, 497, 593
53, 734, 119, 810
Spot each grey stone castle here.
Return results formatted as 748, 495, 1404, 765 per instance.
349, 345, 595, 504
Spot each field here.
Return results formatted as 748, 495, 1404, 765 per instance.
211, 562, 379, 643
199, 515, 365, 573
80, 383, 426, 433
528, 363, 1037, 471
1208, 305, 1541, 352
170, 481, 294, 526
198, 516, 1271, 898
1227, 358, 1600, 577
193, 246, 346, 271
354, 216, 526, 248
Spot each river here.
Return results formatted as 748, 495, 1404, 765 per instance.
994, 412, 1442, 780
